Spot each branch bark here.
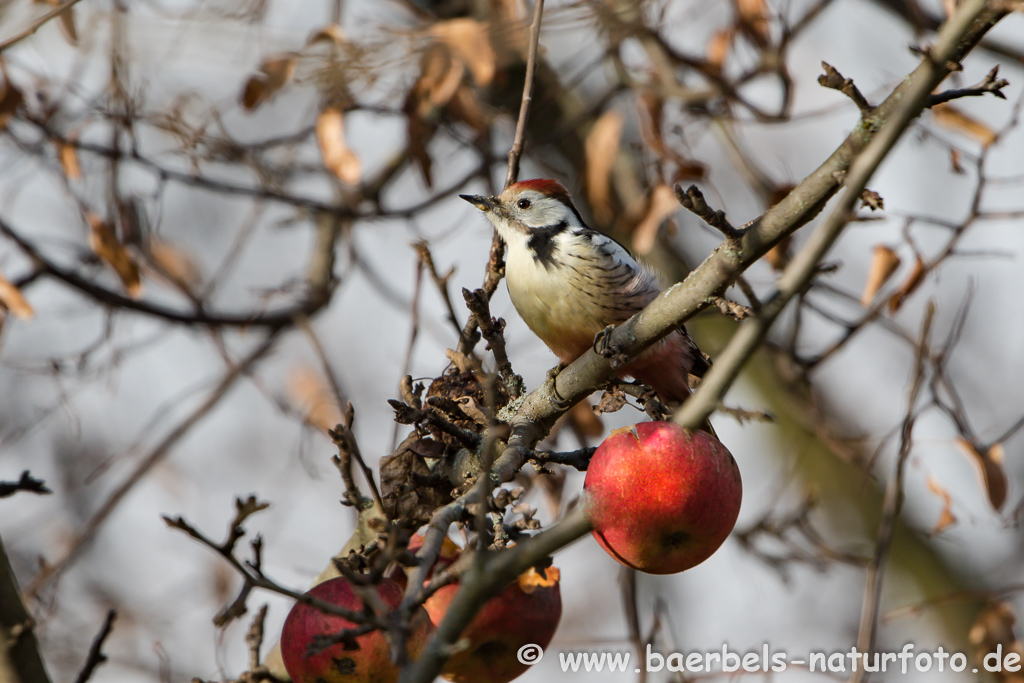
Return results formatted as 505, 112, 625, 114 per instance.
0, 533, 51, 683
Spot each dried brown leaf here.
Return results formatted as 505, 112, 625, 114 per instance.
764, 236, 791, 271
764, 185, 796, 270
406, 112, 434, 188
57, 141, 81, 180
671, 162, 707, 184
315, 106, 362, 185
735, 0, 770, 44
568, 400, 603, 439
240, 55, 297, 111
860, 245, 901, 307
949, 148, 964, 174
147, 238, 202, 292
955, 437, 1008, 511
637, 95, 707, 179
446, 83, 487, 133
925, 476, 957, 534
631, 184, 678, 255
58, 6, 78, 46
404, 43, 472, 188
306, 23, 347, 47
380, 439, 453, 526
287, 365, 343, 434
429, 18, 495, 87
585, 110, 623, 224
887, 256, 926, 313
932, 103, 997, 147
88, 214, 142, 297
409, 44, 464, 115
860, 189, 884, 211
518, 566, 560, 592
0, 268, 33, 319
969, 601, 1020, 671
595, 386, 629, 415
707, 28, 734, 71
0, 76, 23, 130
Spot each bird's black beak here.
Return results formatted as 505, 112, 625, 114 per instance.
460, 194, 499, 212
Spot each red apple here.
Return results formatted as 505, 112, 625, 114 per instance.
424, 566, 562, 683
280, 576, 432, 683
582, 421, 742, 574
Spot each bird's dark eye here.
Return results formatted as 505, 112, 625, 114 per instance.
517, 198, 532, 210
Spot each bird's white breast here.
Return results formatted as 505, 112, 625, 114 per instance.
503, 230, 656, 363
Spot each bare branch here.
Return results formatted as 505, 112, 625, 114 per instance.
674, 184, 740, 239
818, 61, 874, 114
927, 64, 1009, 106
72, 609, 116, 683
531, 447, 597, 471
25, 333, 282, 598
674, 0, 1004, 432
456, 0, 546, 359
0, 471, 52, 498
504, 0, 547, 190
0, 533, 51, 683
0, 0, 89, 53
852, 303, 934, 678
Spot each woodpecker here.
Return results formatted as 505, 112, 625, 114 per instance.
461, 178, 709, 405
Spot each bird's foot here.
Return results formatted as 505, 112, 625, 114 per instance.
545, 363, 571, 410
593, 325, 628, 370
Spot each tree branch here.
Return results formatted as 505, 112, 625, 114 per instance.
72, 609, 116, 683
503, 0, 546, 190
674, 0, 1003, 432
0, 472, 52, 498
852, 304, 934, 680
457, 0, 546, 357
0, 533, 51, 683
24, 333, 282, 598
0, 0, 88, 53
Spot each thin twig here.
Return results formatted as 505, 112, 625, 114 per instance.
455, 0, 546, 359
72, 609, 116, 683
673, 0, 1001, 432
883, 583, 1024, 624
0, 0, 89, 53
674, 184, 740, 239
504, 0, 546, 191
927, 64, 1009, 106
413, 241, 464, 343
531, 447, 597, 471
852, 303, 934, 682
164, 511, 384, 627
25, 332, 282, 598
818, 62, 874, 114
245, 605, 269, 672
0, 471, 52, 498
461, 288, 523, 397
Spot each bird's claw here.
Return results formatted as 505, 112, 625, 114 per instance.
593, 325, 628, 369
545, 363, 571, 410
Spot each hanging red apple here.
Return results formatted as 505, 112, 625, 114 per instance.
280, 576, 432, 683
424, 565, 562, 683
582, 421, 742, 574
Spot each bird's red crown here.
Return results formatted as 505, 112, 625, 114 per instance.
509, 178, 574, 206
